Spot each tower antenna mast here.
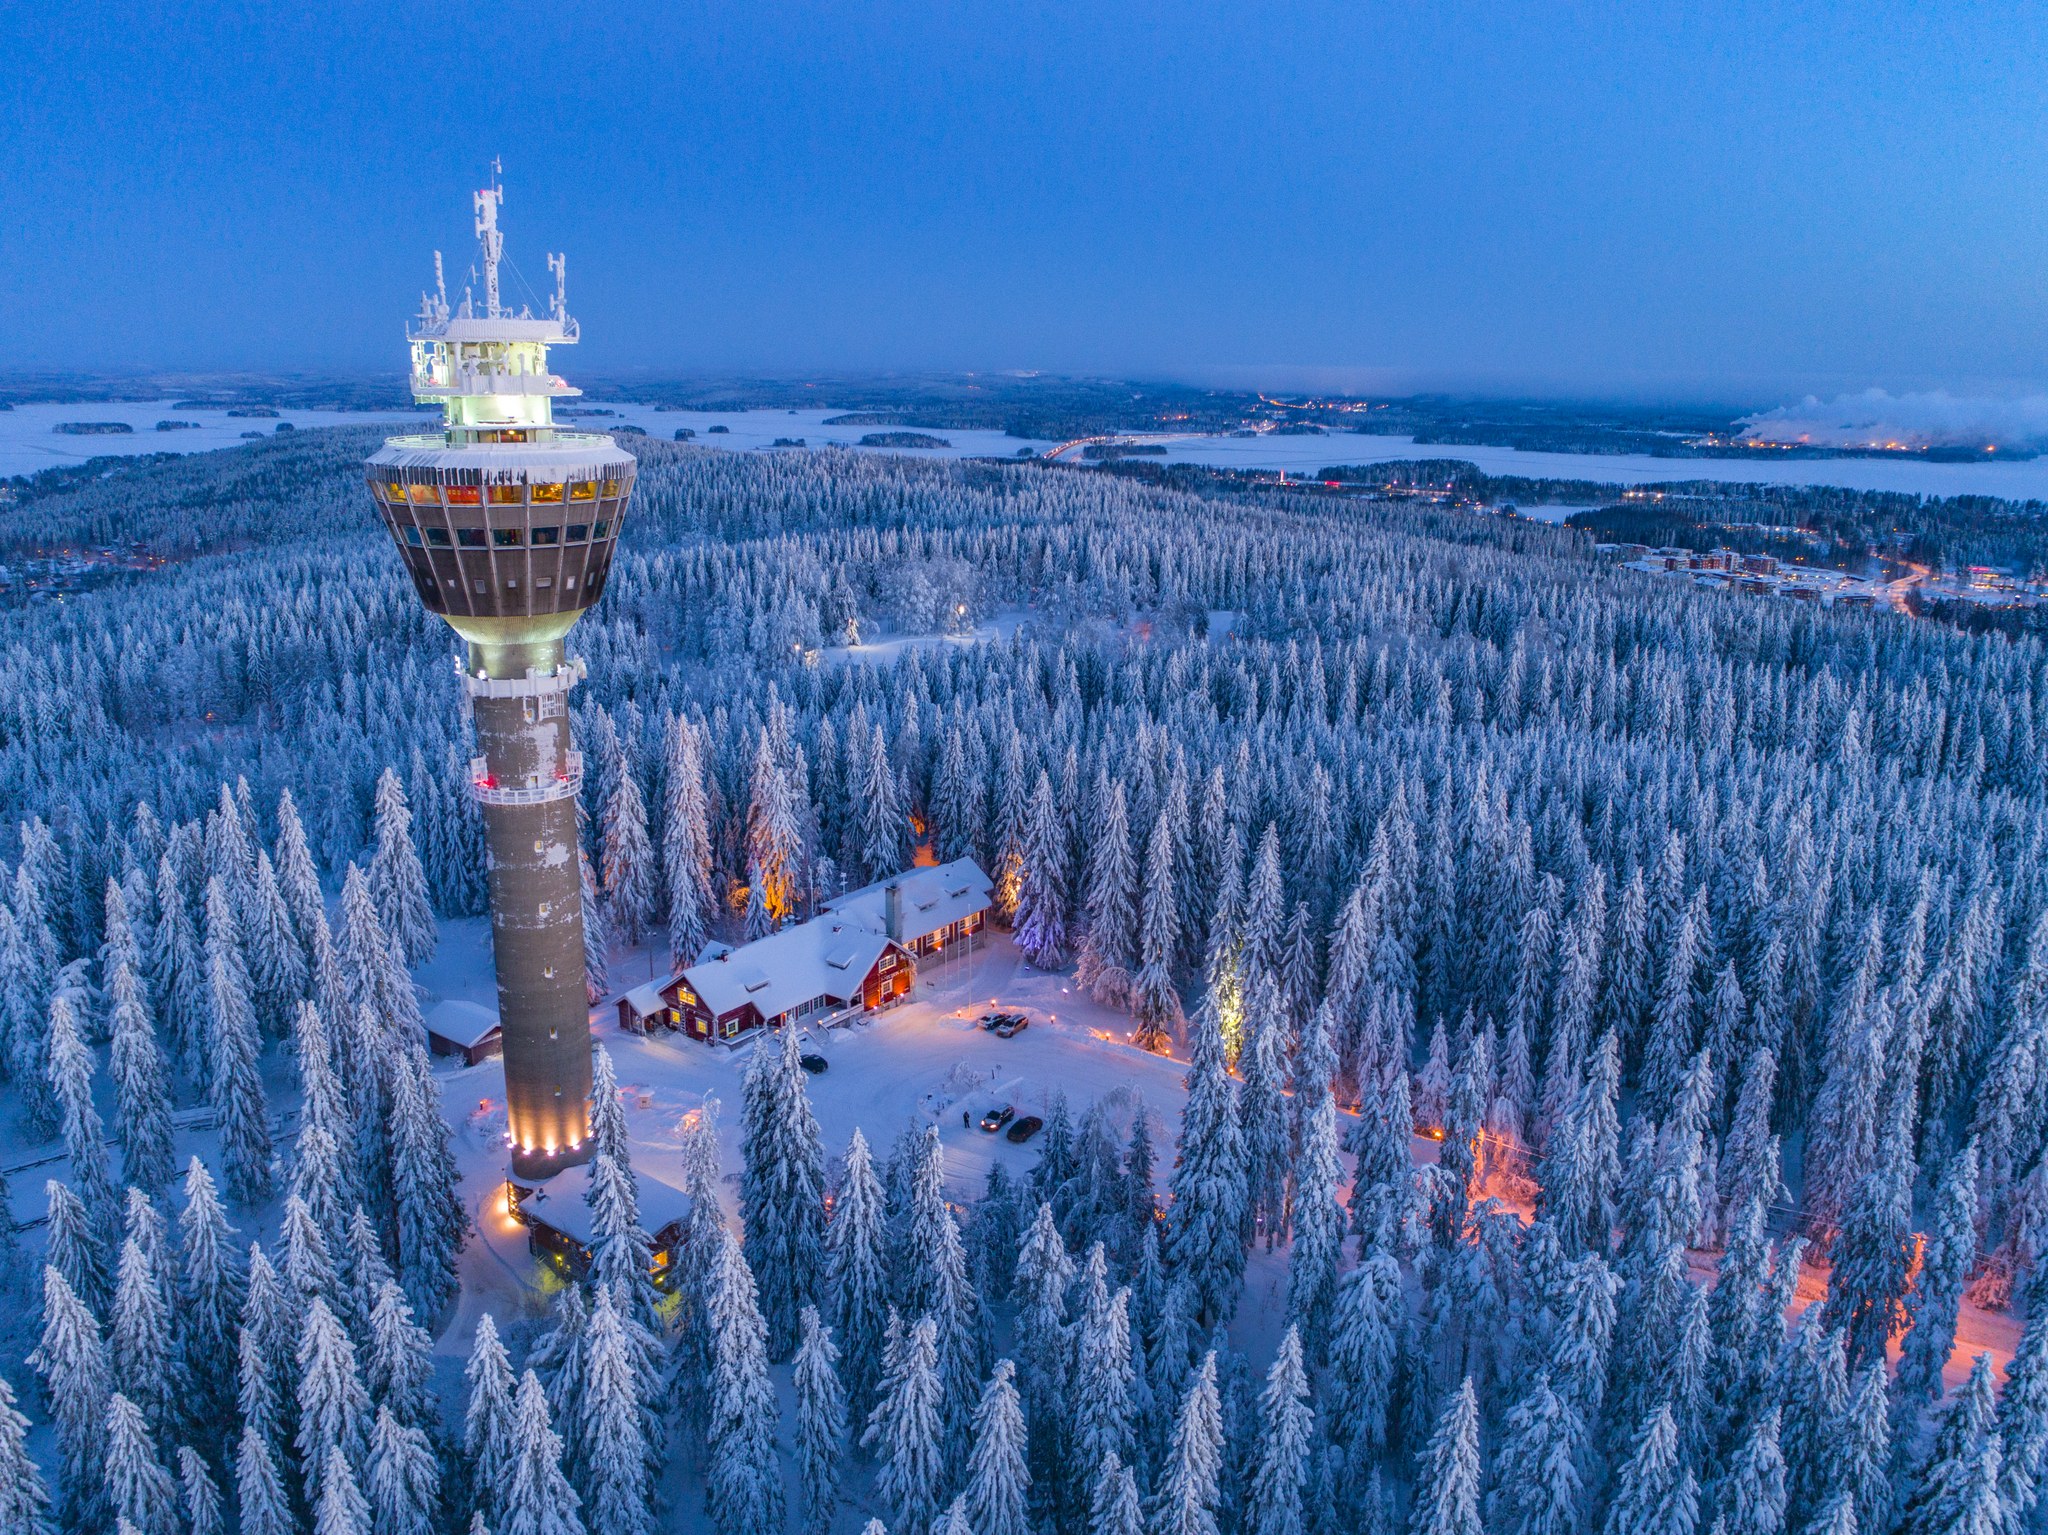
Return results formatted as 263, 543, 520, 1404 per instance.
474, 158, 504, 320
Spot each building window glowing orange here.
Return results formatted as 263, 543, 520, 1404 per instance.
446, 485, 481, 505
488, 485, 523, 504
531, 483, 564, 503
569, 482, 596, 501
406, 484, 439, 504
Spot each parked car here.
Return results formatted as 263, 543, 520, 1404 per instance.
980, 1104, 1015, 1132
1005, 1115, 1043, 1144
992, 1013, 1028, 1038
799, 1053, 829, 1074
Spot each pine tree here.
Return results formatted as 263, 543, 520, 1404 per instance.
1015, 771, 1070, 969
899, 1125, 984, 1444
367, 1403, 441, 1535
866, 1312, 948, 1535
1410, 1378, 1483, 1535
741, 1019, 828, 1357
706, 1228, 784, 1535
366, 1279, 436, 1432
104, 1390, 179, 1534
1078, 774, 1138, 1007
45, 1177, 109, 1319
831, 1127, 893, 1425
1073, 1265, 1136, 1499
1012, 1202, 1074, 1507
466, 1315, 520, 1535
0, 1376, 55, 1535
1717, 1406, 1787, 1535
274, 788, 328, 953
1150, 1352, 1224, 1535
238, 1247, 295, 1464
2000, 1286, 2048, 1520
1092, 1451, 1144, 1535
1287, 1019, 1344, 1349
1238, 971, 1291, 1247
0, 904, 58, 1139
578, 1284, 652, 1535
110, 1232, 176, 1443
370, 767, 437, 967
669, 1102, 727, 1457
179, 1448, 224, 1535
503, 1371, 586, 1535
1248, 1328, 1314, 1535
1326, 1243, 1402, 1503
1897, 1354, 2001, 1535
108, 959, 174, 1191
796, 1305, 847, 1535
245, 850, 308, 1035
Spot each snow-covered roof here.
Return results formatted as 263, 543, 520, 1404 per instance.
515, 1161, 693, 1248
679, 918, 896, 1021
620, 981, 668, 1021
425, 998, 501, 1049
824, 857, 992, 941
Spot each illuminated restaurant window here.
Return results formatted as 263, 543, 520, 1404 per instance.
406, 484, 438, 504
531, 483, 565, 503
446, 485, 482, 505
602, 478, 623, 496
488, 485, 523, 504
569, 482, 596, 501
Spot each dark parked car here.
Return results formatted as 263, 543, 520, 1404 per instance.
980, 1104, 1015, 1132
799, 1053, 828, 1074
1005, 1115, 1043, 1144
992, 1013, 1028, 1038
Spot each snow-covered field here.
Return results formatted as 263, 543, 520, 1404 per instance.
0, 401, 432, 477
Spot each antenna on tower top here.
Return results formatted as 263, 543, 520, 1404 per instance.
548, 252, 568, 321
474, 160, 505, 320
433, 251, 448, 318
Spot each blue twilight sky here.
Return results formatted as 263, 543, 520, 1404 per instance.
3, 0, 2045, 403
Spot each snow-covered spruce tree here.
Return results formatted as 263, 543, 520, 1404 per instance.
315, 1446, 374, 1535
1287, 1032, 1344, 1348
2001, 1284, 2048, 1520
108, 959, 174, 1192
367, 1402, 441, 1535
1150, 1351, 1224, 1535
1015, 771, 1069, 970
235, 1423, 291, 1535
44, 1176, 108, 1319
1410, 1377, 1483, 1535
579, 848, 611, 1003
1488, 1371, 1582, 1535
1164, 993, 1248, 1325
740, 1019, 827, 1359
1238, 970, 1291, 1249
586, 1151, 660, 1338
1602, 1403, 1698, 1535
205, 905, 274, 1206
899, 1125, 985, 1444
178, 1447, 223, 1535
273, 788, 327, 953
0, 904, 59, 1140
1091, 1450, 1143, 1535
30, 1265, 110, 1531
365, 1278, 436, 1433
831, 1126, 894, 1429
1077, 772, 1138, 1008
104, 1390, 179, 1533
47, 993, 117, 1238
1715, 1405, 1787, 1535
746, 726, 805, 924
237, 1247, 295, 1465
503, 1370, 586, 1535
296, 1294, 372, 1498
603, 766, 657, 948
663, 716, 715, 969
866, 1312, 949, 1535
964, 1358, 1031, 1535
1012, 1200, 1073, 1508
1897, 1354, 2007, 1535
464, 1314, 520, 1535
1071, 1260, 1135, 1506
370, 767, 437, 967
795, 1304, 847, 1535
669, 1100, 728, 1459
1894, 1138, 1980, 1415
576, 1284, 652, 1535
1133, 808, 1184, 1048
1247, 1327, 1314, 1535
245, 850, 308, 1035
387, 1039, 467, 1320
706, 1228, 784, 1535
0, 1377, 54, 1535
110, 1230, 177, 1442
1819, 1070, 1917, 1372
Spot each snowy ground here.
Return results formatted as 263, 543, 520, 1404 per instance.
0, 401, 431, 477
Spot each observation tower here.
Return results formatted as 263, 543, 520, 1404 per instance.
365, 171, 634, 1180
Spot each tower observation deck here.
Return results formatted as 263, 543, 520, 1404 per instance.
365, 172, 636, 1180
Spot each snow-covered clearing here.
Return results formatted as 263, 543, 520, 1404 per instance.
0, 401, 431, 477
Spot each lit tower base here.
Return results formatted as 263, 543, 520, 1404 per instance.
365, 173, 634, 1180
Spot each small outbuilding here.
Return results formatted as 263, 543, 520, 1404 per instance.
506, 1160, 693, 1290
425, 999, 503, 1066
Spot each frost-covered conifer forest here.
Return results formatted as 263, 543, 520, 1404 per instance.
6, 423, 2048, 1535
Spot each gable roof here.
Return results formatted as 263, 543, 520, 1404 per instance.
516, 1161, 693, 1248
678, 918, 896, 1021
823, 857, 993, 940
424, 998, 502, 1050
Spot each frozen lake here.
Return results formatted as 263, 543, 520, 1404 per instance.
12, 397, 2048, 504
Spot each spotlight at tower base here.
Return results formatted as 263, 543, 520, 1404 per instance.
363, 168, 635, 1182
